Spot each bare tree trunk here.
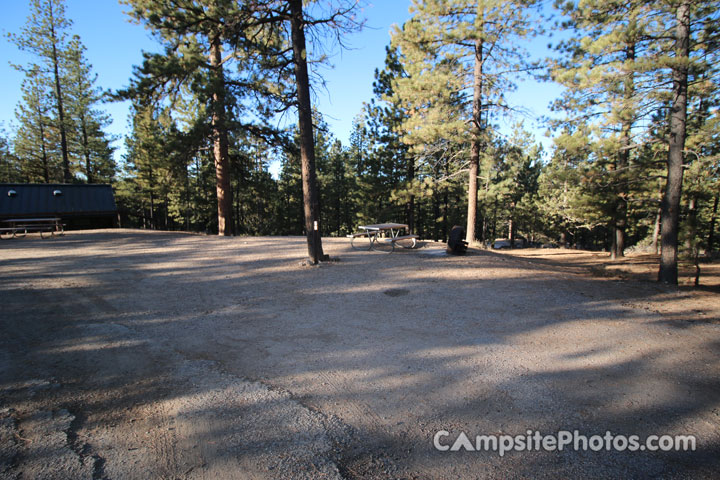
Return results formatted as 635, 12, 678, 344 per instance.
659, 1, 690, 284
467, 32, 484, 245
289, 0, 325, 263
209, 35, 233, 236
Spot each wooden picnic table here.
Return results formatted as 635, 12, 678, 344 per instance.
0, 217, 64, 239
347, 223, 418, 252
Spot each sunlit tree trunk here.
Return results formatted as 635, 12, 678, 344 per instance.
209, 35, 233, 236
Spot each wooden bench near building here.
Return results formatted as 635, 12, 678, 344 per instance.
1, 184, 117, 239
0, 217, 65, 238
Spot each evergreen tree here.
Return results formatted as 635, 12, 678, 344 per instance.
288, 0, 327, 261
9, 0, 74, 182
230, 135, 282, 236
550, 0, 719, 281
0, 126, 22, 183
487, 125, 542, 246
536, 124, 616, 246
13, 67, 61, 183
65, 37, 116, 183
551, 0, 662, 258
362, 46, 414, 230
120, 103, 178, 229
392, 0, 540, 244
239, 0, 364, 261
654, 0, 720, 283
120, 0, 254, 235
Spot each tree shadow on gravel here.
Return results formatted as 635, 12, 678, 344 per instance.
1, 230, 718, 479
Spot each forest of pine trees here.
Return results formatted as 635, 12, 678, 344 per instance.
1, 0, 718, 282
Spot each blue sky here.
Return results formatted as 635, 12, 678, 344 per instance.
0, 1, 562, 166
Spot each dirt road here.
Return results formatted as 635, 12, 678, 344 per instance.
1, 230, 718, 478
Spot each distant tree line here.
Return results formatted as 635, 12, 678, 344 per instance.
3, 0, 115, 184
1, 0, 718, 283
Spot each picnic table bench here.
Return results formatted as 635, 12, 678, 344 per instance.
347, 223, 418, 253
0, 218, 64, 239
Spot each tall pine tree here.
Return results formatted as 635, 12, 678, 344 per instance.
66, 36, 116, 183
392, 0, 540, 244
9, 0, 74, 182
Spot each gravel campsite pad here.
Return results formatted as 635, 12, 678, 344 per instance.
1, 229, 718, 479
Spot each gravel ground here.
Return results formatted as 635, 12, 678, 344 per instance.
1, 229, 718, 479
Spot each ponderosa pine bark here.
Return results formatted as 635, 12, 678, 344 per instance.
408, 157, 415, 233
658, 1, 690, 284
289, 0, 325, 263
611, 43, 636, 260
209, 35, 234, 236
467, 34, 484, 245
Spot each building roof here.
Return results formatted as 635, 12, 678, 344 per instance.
0, 183, 117, 218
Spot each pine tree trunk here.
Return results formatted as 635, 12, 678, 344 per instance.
467, 34, 484, 245
209, 35, 233, 236
508, 217, 514, 249
289, 0, 325, 263
183, 162, 191, 231
48, 3, 71, 183
408, 157, 415, 233
433, 183, 440, 241
612, 42, 635, 259
615, 217, 626, 256
658, 1, 690, 284
442, 160, 449, 242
